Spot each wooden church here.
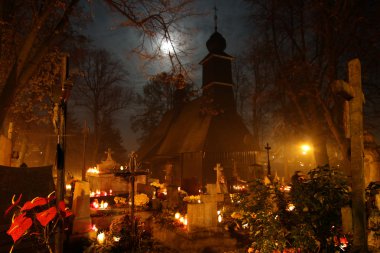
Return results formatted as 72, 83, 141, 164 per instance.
137, 26, 259, 193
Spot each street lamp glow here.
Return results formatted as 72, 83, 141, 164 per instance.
300, 144, 311, 155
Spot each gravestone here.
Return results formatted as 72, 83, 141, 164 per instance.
187, 184, 224, 232
72, 181, 92, 235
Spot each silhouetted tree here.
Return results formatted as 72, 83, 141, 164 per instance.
130, 72, 195, 143
72, 48, 132, 162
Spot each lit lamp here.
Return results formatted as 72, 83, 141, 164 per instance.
300, 144, 311, 155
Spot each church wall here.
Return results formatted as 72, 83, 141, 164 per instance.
180, 152, 203, 194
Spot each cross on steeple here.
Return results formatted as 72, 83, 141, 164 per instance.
214, 5, 218, 32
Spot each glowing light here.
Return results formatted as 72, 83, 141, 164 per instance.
175, 212, 181, 219
92, 200, 99, 209
109, 189, 113, 195
87, 166, 99, 174
218, 214, 222, 223
197, 199, 201, 204
90, 191, 95, 197
179, 217, 184, 223
284, 185, 291, 192
183, 217, 188, 226
113, 236, 121, 242
120, 166, 124, 170
217, 210, 221, 215
99, 201, 108, 209
177, 187, 181, 191
65, 184, 72, 190
286, 203, 296, 211
97, 232, 105, 244
300, 144, 311, 155
92, 224, 98, 232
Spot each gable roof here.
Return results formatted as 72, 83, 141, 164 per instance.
137, 98, 253, 161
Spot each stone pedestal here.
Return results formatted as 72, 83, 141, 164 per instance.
187, 192, 224, 232
167, 185, 179, 208
72, 181, 92, 235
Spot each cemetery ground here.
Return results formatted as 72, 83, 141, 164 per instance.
3, 163, 380, 253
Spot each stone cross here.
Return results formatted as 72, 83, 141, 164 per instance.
214, 163, 227, 193
105, 148, 113, 161
333, 58, 367, 251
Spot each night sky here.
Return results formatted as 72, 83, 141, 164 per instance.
80, 0, 252, 151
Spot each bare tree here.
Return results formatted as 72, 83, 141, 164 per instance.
245, 0, 380, 167
0, 0, 195, 132
73, 48, 133, 162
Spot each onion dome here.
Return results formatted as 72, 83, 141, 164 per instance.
206, 31, 226, 54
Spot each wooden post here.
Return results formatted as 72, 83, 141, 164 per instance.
348, 59, 367, 251
333, 58, 367, 252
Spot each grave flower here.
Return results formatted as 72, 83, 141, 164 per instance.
36, 206, 57, 226
134, 193, 149, 207
4, 193, 73, 253
7, 213, 33, 242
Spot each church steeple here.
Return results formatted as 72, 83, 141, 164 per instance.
200, 8, 235, 113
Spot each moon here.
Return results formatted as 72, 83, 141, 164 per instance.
160, 39, 173, 54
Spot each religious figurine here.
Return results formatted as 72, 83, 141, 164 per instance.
164, 162, 174, 186
214, 163, 228, 194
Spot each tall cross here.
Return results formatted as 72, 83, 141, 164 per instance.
332, 58, 366, 251
114, 152, 148, 251
214, 163, 223, 182
265, 143, 271, 177
214, 6, 218, 32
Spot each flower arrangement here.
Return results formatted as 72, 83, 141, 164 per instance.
4, 192, 72, 253
114, 196, 127, 206
134, 193, 149, 207
85, 215, 153, 252
183, 195, 200, 203
150, 181, 164, 189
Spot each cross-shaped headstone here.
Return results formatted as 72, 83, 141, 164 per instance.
332, 58, 367, 251
214, 163, 227, 193
105, 148, 113, 161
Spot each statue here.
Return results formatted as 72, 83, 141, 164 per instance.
214, 163, 228, 194
164, 163, 174, 186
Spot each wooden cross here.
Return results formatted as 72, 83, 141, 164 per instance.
332, 58, 367, 251
213, 5, 218, 32
265, 143, 271, 177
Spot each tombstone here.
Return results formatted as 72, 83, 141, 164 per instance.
0, 135, 11, 166
187, 184, 224, 232
166, 185, 179, 208
214, 164, 228, 194
72, 181, 92, 235
368, 188, 380, 251
87, 149, 130, 194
